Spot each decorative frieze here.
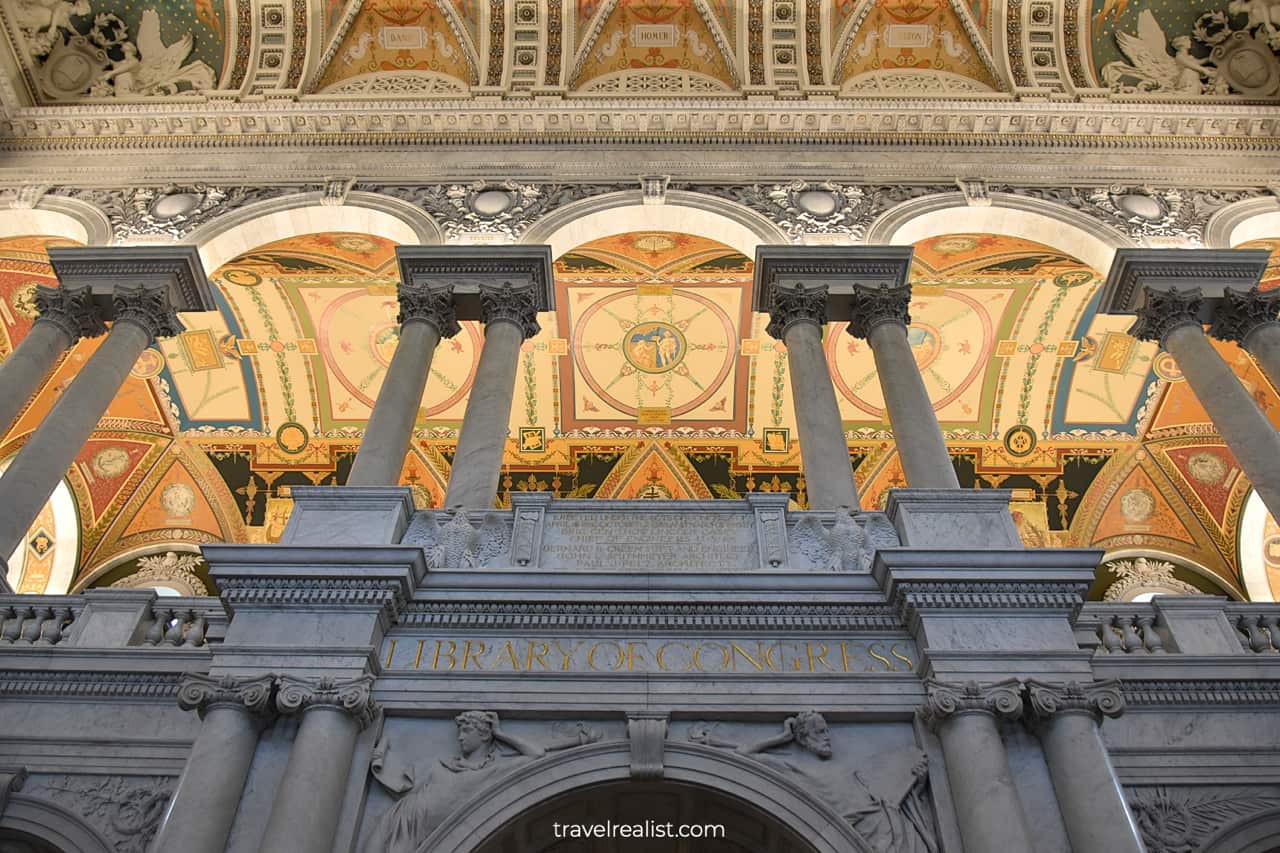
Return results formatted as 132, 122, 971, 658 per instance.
1129, 787, 1280, 853
23, 774, 173, 852
215, 576, 408, 618
0, 670, 182, 699
1123, 679, 1280, 707
276, 673, 378, 730
49, 185, 297, 241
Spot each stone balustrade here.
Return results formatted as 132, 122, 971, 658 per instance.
0, 591, 225, 649
0, 597, 81, 646
1078, 598, 1280, 657
1226, 606, 1280, 653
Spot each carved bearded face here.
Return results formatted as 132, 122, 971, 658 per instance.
794, 712, 833, 759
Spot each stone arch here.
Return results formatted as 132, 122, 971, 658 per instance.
0, 795, 112, 853
1204, 196, 1280, 248
519, 190, 789, 259
865, 191, 1135, 273
420, 740, 872, 853
186, 191, 442, 274
0, 198, 111, 246
1201, 808, 1280, 853
71, 542, 205, 593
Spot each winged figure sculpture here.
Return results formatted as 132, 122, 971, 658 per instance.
1102, 9, 1219, 94
102, 9, 215, 96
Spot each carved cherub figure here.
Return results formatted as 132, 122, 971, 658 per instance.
364, 712, 600, 853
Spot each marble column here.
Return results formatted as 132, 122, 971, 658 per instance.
1026, 680, 1145, 853
0, 286, 105, 439
1132, 287, 1280, 519
1210, 286, 1280, 393
149, 674, 275, 853
348, 285, 460, 486
444, 285, 541, 509
259, 675, 377, 853
0, 286, 181, 568
847, 284, 958, 489
922, 679, 1036, 851
766, 285, 859, 510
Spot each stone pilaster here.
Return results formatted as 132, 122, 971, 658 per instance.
1025, 680, 1145, 853
764, 283, 859, 510
1130, 287, 1280, 520
847, 283, 958, 489
0, 286, 104, 458
150, 674, 276, 853
348, 281, 460, 486
259, 674, 378, 853
921, 678, 1037, 852
444, 284, 543, 509
1210, 286, 1280, 392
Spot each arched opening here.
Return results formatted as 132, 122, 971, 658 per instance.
471, 780, 816, 853
0, 829, 65, 853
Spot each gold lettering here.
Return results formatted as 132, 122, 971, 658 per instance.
806, 643, 835, 673
890, 644, 915, 671
588, 641, 625, 672
694, 642, 730, 673
461, 640, 486, 670
626, 641, 646, 673
839, 642, 851, 673
414, 639, 424, 670
553, 640, 583, 671
384, 639, 396, 670
656, 642, 693, 672
868, 642, 895, 672
432, 639, 457, 671
729, 642, 765, 673
764, 642, 781, 672
494, 641, 522, 671
525, 640, 551, 670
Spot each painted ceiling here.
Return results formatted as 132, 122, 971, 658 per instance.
5, 228, 1280, 603
2, 0, 1277, 106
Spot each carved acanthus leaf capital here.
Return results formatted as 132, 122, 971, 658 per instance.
33, 285, 106, 344
765, 284, 828, 339
1209, 287, 1280, 346
276, 673, 378, 730
847, 284, 912, 340
1025, 679, 1125, 723
177, 672, 275, 718
480, 283, 541, 339
921, 678, 1023, 726
398, 284, 461, 338
111, 285, 183, 344
1129, 287, 1204, 348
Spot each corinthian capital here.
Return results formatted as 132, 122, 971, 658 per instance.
1129, 287, 1204, 348
765, 284, 828, 339
921, 678, 1024, 726
1209, 287, 1280, 346
846, 284, 912, 340
275, 674, 378, 730
177, 673, 275, 718
33, 285, 106, 344
1025, 679, 1124, 724
480, 283, 541, 340
398, 284, 461, 338
111, 285, 183, 344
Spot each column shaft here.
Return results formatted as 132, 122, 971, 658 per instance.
866, 321, 958, 488
149, 704, 262, 853
259, 708, 360, 853
0, 322, 73, 439
1245, 322, 1280, 396
444, 320, 524, 509
348, 321, 442, 486
937, 712, 1036, 851
1165, 324, 1280, 518
783, 321, 858, 510
0, 321, 150, 561
1039, 712, 1145, 853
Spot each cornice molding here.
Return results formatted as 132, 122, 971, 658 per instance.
1123, 679, 1280, 707
0, 670, 182, 699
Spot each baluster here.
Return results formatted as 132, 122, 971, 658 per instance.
164, 609, 187, 646
1119, 614, 1145, 653
41, 606, 72, 646
1234, 615, 1253, 651
31, 606, 55, 645
1136, 614, 1164, 653
1260, 615, 1280, 653
183, 613, 206, 648
143, 608, 167, 646
16, 606, 42, 644
1099, 617, 1124, 653
1239, 614, 1271, 653
0, 606, 17, 643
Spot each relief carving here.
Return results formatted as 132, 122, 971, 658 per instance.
688, 712, 938, 853
1129, 786, 1280, 853
24, 774, 172, 852
364, 712, 602, 853
401, 511, 513, 569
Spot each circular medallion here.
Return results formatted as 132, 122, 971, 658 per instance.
795, 190, 839, 217
1112, 192, 1165, 221
1003, 424, 1037, 458
1119, 488, 1156, 524
1264, 534, 1280, 568
1186, 451, 1228, 484
11, 282, 41, 319
1153, 352, 1183, 382
160, 483, 197, 519
221, 269, 262, 287
40, 39, 106, 100
906, 323, 942, 370
930, 236, 980, 256
149, 193, 201, 220
275, 421, 310, 455
90, 446, 131, 478
470, 189, 514, 217
130, 348, 165, 379
1053, 270, 1095, 288
631, 234, 677, 253
622, 322, 687, 374
333, 235, 377, 253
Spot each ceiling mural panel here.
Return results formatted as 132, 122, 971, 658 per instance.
315, 0, 476, 93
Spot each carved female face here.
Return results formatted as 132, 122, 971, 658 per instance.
457, 721, 490, 757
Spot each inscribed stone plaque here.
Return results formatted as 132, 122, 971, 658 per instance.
539, 508, 757, 570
